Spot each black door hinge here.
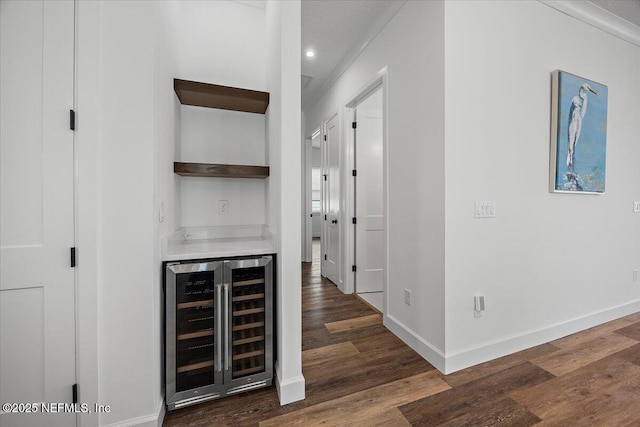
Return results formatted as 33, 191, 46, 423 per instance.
70, 247, 76, 268
324, 254, 327, 261
70, 110, 76, 131
352, 169, 357, 177
352, 265, 357, 272
72, 384, 78, 404
324, 214, 327, 221
324, 135, 327, 141
352, 217, 357, 224
352, 121, 357, 129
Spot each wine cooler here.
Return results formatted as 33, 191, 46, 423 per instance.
165, 256, 273, 410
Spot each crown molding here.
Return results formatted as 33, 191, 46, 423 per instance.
540, 0, 640, 47
303, 0, 407, 113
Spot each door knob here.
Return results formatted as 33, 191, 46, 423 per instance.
332, 219, 337, 224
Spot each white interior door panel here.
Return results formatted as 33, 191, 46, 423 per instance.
355, 91, 384, 294
0, 1, 76, 426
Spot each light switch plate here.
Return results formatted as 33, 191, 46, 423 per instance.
475, 201, 496, 218
634, 201, 640, 213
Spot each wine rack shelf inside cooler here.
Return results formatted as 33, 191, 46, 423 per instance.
175, 270, 216, 392
231, 268, 267, 379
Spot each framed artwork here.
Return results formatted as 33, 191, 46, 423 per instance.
550, 70, 608, 194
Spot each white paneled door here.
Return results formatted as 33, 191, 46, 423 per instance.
354, 90, 384, 294
323, 114, 340, 286
0, 1, 76, 426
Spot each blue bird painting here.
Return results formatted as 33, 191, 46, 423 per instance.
551, 71, 608, 193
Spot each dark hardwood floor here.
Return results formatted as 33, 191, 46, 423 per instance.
164, 240, 640, 426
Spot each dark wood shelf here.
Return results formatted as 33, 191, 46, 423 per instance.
174, 79, 269, 114
174, 162, 269, 179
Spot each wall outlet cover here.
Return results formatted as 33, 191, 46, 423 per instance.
404, 288, 411, 306
218, 200, 229, 215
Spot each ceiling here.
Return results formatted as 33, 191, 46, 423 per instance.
300, 0, 640, 113
591, 0, 640, 26
301, 0, 402, 112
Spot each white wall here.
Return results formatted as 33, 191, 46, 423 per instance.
153, 1, 180, 425
306, 0, 640, 375
76, 1, 179, 425
76, 1, 101, 423
179, 106, 266, 227
443, 0, 640, 371
175, 0, 266, 90
305, 0, 446, 369
266, 0, 306, 405
75, 1, 302, 425
96, 1, 159, 425
174, 0, 268, 229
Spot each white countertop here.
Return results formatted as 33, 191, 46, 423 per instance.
162, 225, 277, 261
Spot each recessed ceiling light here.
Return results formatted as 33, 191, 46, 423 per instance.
305, 50, 315, 58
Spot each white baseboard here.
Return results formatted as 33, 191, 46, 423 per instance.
102, 397, 165, 427
445, 299, 640, 374
274, 362, 306, 405
384, 313, 446, 373
386, 300, 640, 375
156, 398, 165, 427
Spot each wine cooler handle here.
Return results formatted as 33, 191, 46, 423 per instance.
224, 283, 230, 371
217, 284, 222, 373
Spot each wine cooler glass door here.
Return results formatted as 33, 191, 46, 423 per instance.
223, 256, 273, 390
166, 261, 224, 408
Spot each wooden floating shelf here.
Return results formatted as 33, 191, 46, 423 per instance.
174, 162, 269, 179
174, 79, 269, 114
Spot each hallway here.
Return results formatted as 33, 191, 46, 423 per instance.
164, 240, 640, 426
164, 239, 434, 425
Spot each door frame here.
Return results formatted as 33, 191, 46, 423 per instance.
302, 136, 313, 263
343, 67, 388, 305
320, 112, 338, 282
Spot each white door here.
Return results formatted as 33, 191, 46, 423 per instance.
323, 114, 340, 285
355, 90, 384, 294
0, 1, 76, 426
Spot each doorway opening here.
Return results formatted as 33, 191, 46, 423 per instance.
352, 86, 383, 311
351, 86, 384, 311
311, 129, 322, 241
346, 69, 387, 313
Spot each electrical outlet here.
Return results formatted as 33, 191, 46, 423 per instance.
218, 200, 229, 215
474, 295, 485, 318
634, 202, 640, 213
159, 201, 165, 223
404, 288, 411, 306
